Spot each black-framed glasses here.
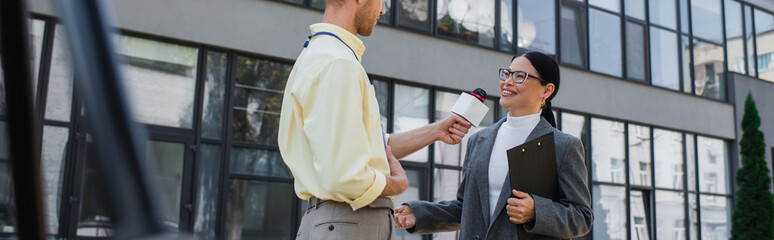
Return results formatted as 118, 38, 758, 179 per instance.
499, 68, 548, 84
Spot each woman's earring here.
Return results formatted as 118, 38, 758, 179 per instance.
540, 98, 546, 108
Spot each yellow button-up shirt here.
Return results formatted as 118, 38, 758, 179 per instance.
278, 23, 389, 211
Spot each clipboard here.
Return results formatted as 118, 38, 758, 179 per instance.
506, 132, 559, 240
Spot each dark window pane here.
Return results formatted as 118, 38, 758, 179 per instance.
231, 56, 291, 145
650, 0, 677, 30
311, 0, 324, 9
725, 0, 746, 74
699, 195, 731, 239
378, 0, 393, 25
590, 9, 622, 77
655, 190, 686, 240
394, 84, 429, 162
279, 0, 303, 4
194, 144, 221, 239
78, 134, 114, 237
0, 57, 5, 114
745, 6, 756, 76
226, 180, 294, 240
397, 0, 431, 32
592, 184, 626, 240
437, 0, 495, 47
697, 136, 728, 194
41, 126, 69, 234
372, 79, 391, 130
30, 19, 45, 100
560, 0, 587, 67
148, 141, 186, 230
0, 122, 14, 234
654, 129, 684, 189
625, 0, 646, 20
229, 148, 292, 179
394, 168, 423, 240
682, 35, 693, 93
590, 0, 620, 13
45, 24, 74, 122
755, 9, 774, 81
202, 51, 228, 140
626, 21, 647, 81
518, 0, 556, 55
117, 35, 199, 128
500, 0, 514, 52
591, 118, 626, 184
649, 27, 680, 90
691, 0, 723, 43
630, 190, 651, 240
629, 124, 651, 186
693, 39, 725, 100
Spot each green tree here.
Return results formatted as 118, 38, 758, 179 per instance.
732, 92, 774, 239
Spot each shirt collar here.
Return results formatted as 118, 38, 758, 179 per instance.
310, 23, 366, 61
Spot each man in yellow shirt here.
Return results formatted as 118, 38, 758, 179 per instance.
278, 0, 471, 239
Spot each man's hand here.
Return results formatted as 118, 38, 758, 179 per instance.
381, 146, 408, 197
394, 205, 416, 229
435, 114, 471, 145
506, 190, 535, 224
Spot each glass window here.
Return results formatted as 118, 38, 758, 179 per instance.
688, 193, 698, 240
231, 56, 292, 145
592, 184, 626, 240
194, 144, 221, 239
692, 40, 725, 100
625, 0, 646, 20
628, 124, 651, 186
148, 141, 186, 230
682, 35, 693, 93
745, 6, 757, 76
378, 0, 393, 25
201, 51, 228, 140
78, 134, 113, 237
45, 24, 74, 122
41, 126, 69, 234
655, 190, 686, 240
754, 9, 774, 81
372, 79, 391, 131
590, 0, 620, 13
436, 0, 496, 47
433, 168, 461, 202
724, 0, 746, 74
229, 148, 292, 179
649, 27, 680, 90
311, 0, 324, 9
560, 0, 587, 67
500, 0, 514, 52
697, 136, 728, 194
680, 0, 690, 33
397, 0, 431, 32
434, 91, 493, 167
630, 190, 651, 240
561, 112, 587, 143
626, 22, 647, 81
691, 0, 723, 43
650, 0, 677, 30
225, 180, 294, 240
30, 19, 45, 98
699, 195, 731, 240
686, 134, 696, 191
518, 0, 556, 56
590, 9, 622, 77
279, 0, 303, 4
394, 168, 423, 240
117, 35, 198, 128
394, 84, 430, 162
591, 118, 626, 184
0, 122, 12, 234
654, 129, 684, 189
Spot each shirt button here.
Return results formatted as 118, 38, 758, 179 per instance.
328, 225, 334, 231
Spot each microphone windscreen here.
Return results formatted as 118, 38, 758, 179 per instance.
472, 88, 487, 102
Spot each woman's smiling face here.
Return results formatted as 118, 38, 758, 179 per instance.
499, 56, 555, 117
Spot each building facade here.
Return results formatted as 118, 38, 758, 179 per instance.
1, 0, 773, 239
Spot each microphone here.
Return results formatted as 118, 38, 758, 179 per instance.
451, 88, 490, 127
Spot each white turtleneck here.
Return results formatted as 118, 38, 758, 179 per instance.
488, 111, 541, 219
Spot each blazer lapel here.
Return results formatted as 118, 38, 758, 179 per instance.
473, 117, 505, 227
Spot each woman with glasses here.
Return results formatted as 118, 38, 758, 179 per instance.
394, 51, 593, 239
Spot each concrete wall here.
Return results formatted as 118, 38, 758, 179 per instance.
730, 72, 774, 188
28, 0, 737, 139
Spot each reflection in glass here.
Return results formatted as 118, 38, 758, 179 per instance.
45, 25, 74, 122
629, 124, 651, 186
148, 141, 185, 229
590, 9, 622, 77
654, 129, 683, 189
194, 145, 221, 239
378, 0, 393, 25
518, 0, 556, 55
693, 40, 725, 100
682, 35, 693, 93
686, 134, 696, 191
41, 126, 69, 234
724, 0, 746, 74
700, 195, 731, 240
656, 190, 686, 240
394, 84, 429, 162
561, 113, 587, 144
592, 184, 626, 240
680, 0, 689, 33
691, 0, 723, 43
398, 0, 431, 32
117, 35, 198, 128
202, 51, 228, 140
394, 169, 423, 240
433, 168, 461, 202
688, 193, 698, 240
560, 0, 587, 67
625, 0, 646, 20
226, 180, 294, 240
78, 134, 113, 237
30, 19, 45, 98
229, 148, 291, 179
745, 6, 756, 76
626, 21, 647, 81
754, 9, 774, 81
500, 0, 514, 52
590, 0, 619, 12
650, 27, 680, 90
0, 122, 12, 233
372, 79, 391, 131
630, 190, 650, 240
231, 56, 292, 145
697, 136, 728, 194
591, 118, 626, 184
650, 0, 677, 29
437, 0, 495, 47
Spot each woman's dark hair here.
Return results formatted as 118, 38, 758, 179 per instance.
511, 51, 560, 128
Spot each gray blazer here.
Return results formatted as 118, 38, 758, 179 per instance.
405, 117, 593, 240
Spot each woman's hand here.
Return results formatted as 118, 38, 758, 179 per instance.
506, 189, 535, 224
394, 205, 416, 229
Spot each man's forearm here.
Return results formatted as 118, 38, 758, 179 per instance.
387, 123, 440, 159
381, 175, 408, 196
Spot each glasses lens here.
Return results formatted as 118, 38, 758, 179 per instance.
515, 72, 527, 83
499, 69, 508, 81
